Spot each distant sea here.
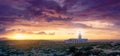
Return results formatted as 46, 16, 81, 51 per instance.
89, 39, 120, 42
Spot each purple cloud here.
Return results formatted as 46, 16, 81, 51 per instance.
0, 0, 120, 31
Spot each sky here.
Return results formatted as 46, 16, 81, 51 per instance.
0, 0, 120, 40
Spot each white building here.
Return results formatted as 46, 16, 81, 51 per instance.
65, 32, 88, 43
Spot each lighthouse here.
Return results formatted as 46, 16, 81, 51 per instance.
78, 32, 82, 40
64, 31, 88, 43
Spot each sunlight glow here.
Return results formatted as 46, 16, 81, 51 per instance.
13, 34, 27, 40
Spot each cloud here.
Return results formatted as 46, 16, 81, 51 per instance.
37, 32, 47, 35
0, 0, 67, 25
0, 37, 8, 40
73, 21, 114, 28
0, 25, 6, 34
45, 16, 73, 22
26, 0, 62, 16
61, 0, 120, 22
48, 32, 55, 35
0, 0, 120, 37
0, 0, 119, 23
36, 32, 56, 35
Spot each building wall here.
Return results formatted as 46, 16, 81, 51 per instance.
65, 39, 88, 43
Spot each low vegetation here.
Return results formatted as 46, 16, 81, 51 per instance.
0, 40, 120, 56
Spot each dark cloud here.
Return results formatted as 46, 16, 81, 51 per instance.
0, 25, 6, 34
0, 0, 66, 24
37, 32, 47, 35
45, 16, 73, 22
0, 17, 16, 25
0, 37, 8, 40
63, 0, 79, 11
0, 0, 120, 30
114, 22, 120, 26
65, 0, 120, 21
36, 31, 55, 35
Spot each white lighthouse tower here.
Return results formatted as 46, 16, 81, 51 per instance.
78, 32, 82, 40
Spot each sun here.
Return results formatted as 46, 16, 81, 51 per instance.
13, 34, 26, 40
